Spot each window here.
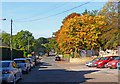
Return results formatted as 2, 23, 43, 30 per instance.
14, 60, 25, 63
2, 62, 10, 67
115, 57, 120, 60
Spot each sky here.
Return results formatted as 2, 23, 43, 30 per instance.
1, 1, 107, 39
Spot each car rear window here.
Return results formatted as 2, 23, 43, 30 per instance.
112, 56, 118, 59
114, 57, 120, 60
14, 60, 25, 63
2, 62, 10, 67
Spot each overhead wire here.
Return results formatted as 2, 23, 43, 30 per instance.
14, 1, 91, 22
14, 3, 68, 21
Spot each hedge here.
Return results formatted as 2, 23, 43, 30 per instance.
0, 47, 24, 60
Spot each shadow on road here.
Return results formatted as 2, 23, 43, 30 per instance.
19, 62, 100, 84
18, 61, 118, 84
38, 69, 98, 83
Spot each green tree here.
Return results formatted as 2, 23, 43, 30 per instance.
98, 2, 119, 49
82, 9, 99, 16
13, 30, 35, 52
1, 31, 10, 46
33, 37, 48, 54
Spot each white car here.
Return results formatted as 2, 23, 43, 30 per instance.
0, 61, 22, 84
26, 58, 35, 68
117, 62, 120, 70
14, 58, 31, 74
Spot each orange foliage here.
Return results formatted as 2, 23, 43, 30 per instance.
55, 13, 106, 53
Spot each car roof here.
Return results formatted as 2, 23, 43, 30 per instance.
0, 60, 14, 62
26, 58, 32, 59
14, 58, 27, 60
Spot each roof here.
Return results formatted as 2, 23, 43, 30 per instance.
14, 58, 27, 60
0, 60, 14, 62
26, 58, 32, 59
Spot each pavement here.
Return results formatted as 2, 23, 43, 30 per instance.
54, 57, 119, 83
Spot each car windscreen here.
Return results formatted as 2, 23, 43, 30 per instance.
99, 57, 107, 60
14, 60, 25, 63
114, 56, 120, 60
112, 56, 118, 59
26, 59, 31, 62
2, 62, 10, 67
92, 58, 100, 61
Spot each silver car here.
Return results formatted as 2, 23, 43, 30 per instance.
14, 58, 31, 74
26, 58, 35, 68
86, 57, 101, 67
0, 61, 22, 84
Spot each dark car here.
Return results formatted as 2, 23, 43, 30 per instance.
55, 56, 61, 61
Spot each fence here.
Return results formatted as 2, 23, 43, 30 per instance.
0, 47, 24, 60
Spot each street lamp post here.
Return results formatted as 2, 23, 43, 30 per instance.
1, 18, 13, 60
24, 35, 30, 52
28, 37, 29, 51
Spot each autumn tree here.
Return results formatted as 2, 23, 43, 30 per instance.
55, 12, 106, 57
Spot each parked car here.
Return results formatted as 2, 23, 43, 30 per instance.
94, 56, 118, 68
107, 56, 120, 69
117, 62, 120, 70
26, 58, 35, 68
48, 51, 56, 56
29, 56, 35, 62
0, 61, 22, 84
14, 58, 31, 74
55, 56, 61, 61
86, 57, 101, 67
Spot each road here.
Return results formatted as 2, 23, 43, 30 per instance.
18, 56, 119, 84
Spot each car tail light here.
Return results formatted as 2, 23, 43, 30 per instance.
2, 70, 12, 74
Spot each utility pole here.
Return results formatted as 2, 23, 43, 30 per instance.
10, 19, 13, 60
28, 37, 29, 51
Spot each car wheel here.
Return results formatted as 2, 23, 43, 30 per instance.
19, 73, 22, 80
26, 69, 29, 74
11, 76, 16, 84
29, 68, 31, 71
109, 67, 112, 69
